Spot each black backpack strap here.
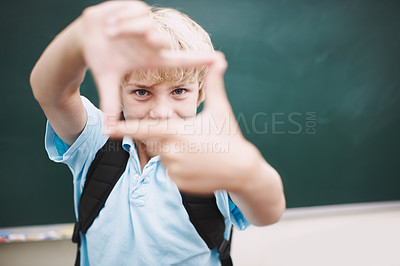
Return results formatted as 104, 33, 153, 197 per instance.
72, 139, 233, 266
180, 192, 233, 266
72, 139, 129, 266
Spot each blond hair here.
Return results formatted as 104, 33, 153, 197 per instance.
123, 7, 214, 100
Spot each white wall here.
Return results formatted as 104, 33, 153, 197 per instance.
1, 202, 399, 266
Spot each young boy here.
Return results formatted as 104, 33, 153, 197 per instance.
30, 1, 285, 265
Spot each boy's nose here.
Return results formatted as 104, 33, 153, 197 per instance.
148, 105, 173, 120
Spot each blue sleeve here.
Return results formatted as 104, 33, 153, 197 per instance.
228, 198, 250, 229
44, 96, 108, 211
215, 191, 250, 233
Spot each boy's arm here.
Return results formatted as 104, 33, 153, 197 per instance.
228, 154, 286, 226
30, 1, 161, 146
31, 1, 214, 147
30, 18, 87, 146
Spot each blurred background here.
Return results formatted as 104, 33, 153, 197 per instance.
0, 0, 399, 265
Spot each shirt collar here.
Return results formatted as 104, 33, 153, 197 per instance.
122, 136, 134, 153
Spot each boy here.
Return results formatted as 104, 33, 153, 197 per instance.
30, 1, 285, 265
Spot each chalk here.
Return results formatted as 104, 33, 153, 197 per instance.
46, 230, 61, 240
34, 233, 47, 241
9, 233, 27, 242
0, 232, 9, 243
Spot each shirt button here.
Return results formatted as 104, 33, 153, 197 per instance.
134, 174, 140, 180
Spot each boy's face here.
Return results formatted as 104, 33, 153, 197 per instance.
121, 78, 202, 120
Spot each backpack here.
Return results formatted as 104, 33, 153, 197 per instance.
72, 139, 233, 266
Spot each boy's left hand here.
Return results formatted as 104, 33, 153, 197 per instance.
79, 1, 215, 124
107, 52, 262, 194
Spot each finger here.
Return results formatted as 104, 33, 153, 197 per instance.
144, 30, 170, 50
201, 52, 241, 135
202, 51, 230, 113
106, 2, 151, 25
83, 1, 129, 17
87, 1, 144, 22
106, 118, 181, 141
94, 72, 122, 128
157, 50, 216, 68
106, 16, 153, 37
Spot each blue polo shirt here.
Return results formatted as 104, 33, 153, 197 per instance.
45, 96, 249, 266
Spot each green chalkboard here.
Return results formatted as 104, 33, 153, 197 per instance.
1, 0, 399, 227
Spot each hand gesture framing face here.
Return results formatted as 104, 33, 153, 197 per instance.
80, 1, 259, 194
106, 52, 262, 194
79, 1, 215, 122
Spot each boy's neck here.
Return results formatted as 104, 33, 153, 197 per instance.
135, 140, 153, 172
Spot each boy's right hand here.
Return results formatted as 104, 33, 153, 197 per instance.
78, 1, 214, 123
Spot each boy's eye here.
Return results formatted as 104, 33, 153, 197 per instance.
134, 89, 149, 96
173, 88, 186, 95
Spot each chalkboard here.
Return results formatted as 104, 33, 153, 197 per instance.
1, 0, 399, 227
